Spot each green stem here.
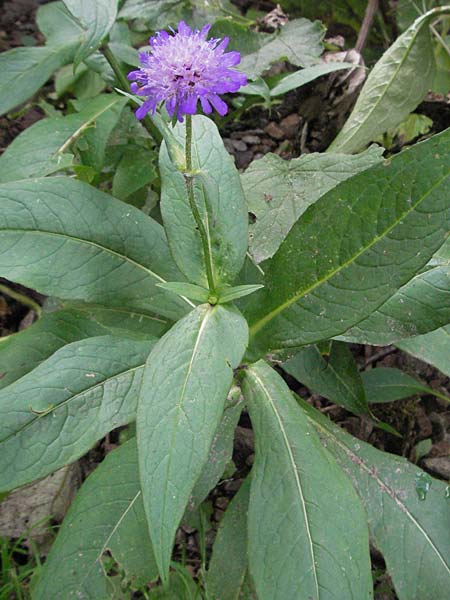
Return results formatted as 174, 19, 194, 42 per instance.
101, 44, 162, 144
185, 116, 216, 294
0, 283, 42, 317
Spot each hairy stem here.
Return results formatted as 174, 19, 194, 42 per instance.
101, 44, 162, 143
185, 116, 216, 294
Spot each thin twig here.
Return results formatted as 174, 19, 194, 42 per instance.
0, 283, 42, 317
356, 0, 379, 53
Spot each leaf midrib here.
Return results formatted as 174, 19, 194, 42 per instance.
1, 227, 194, 308
250, 368, 320, 598
249, 163, 450, 337
309, 415, 450, 576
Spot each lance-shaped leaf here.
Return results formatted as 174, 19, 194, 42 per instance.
0, 45, 77, 116
241, 361, 373, 600
0, 335, 154, 492
397, 325, 450, 377
339, 263, 450, 344
328, 8, 449, 153
0, 177, 192, 320
283, 342, 369, 415
206, 477, 251, 600
137, 304, 248, 582
361, 367, 449, 404
239, 19, 324, 80
301, 398, 450, 600
245, 128, 450, 357
0, 94, 126, 183
242, 146, 384, 263
160, 115, 248, 287
33, 439, 158, 600
269, 61, 356, 97
0, 309, 106, 390
63, 0, 118, 67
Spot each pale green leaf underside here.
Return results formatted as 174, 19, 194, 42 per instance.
0, 177, 192, 320
160, 115, 248, 287
137, 304, 248, 581
302, 400, 450, 600
33, 439, 158, 600
0, 335, 154, 491
242, 361, 373, 600
242, 146, 384, 263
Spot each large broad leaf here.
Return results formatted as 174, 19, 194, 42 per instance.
118, 0, 182, 24
397, 325, 450, 377
328, 8, 449, 153
239, 19, 324, 80
137, 304, 248, 582
33, 439, 158, 599
36, 1, 83, 46
283, 342, 369, 415
160, 115, 248, 288
0, 94, 126, 182
241, 361, 372, 599
301, 398, 450, 600
242, 146, 383, 263
0, 177, 192, 320
206, 477, 251, 600
339, 263, 450, 344
63, 0, 118, 67
0, 335, 154, 492
0, 309, 106, 390
0, 45, 76, 116
245, 128, 450, 358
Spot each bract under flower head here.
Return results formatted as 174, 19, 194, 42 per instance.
127, 21, 247, 121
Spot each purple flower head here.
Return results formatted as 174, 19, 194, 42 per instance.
127, 21, 247, 121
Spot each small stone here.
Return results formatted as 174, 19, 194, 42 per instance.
231, 139, 248, 152
423, 457, 450, 479
280, 114, 300, 137
241, 134, 260, 145
215, 496, 229, 510
235, 150, 253, 170
265, 122, 285, 140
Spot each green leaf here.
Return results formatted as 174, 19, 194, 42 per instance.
118, 0, 182, 24
0, 309, 106, 390
188, 388, 243, 510
63, 0, 118, 67
137, 304, 248, 582
339, 263, 450, 344
396, 0, 447, 30
301, 398, 450, 600
206, 477, 250, 600
328, 8, 449, 153
239, 19, 325, 80
242, 145, 384, 263
33, 439, 158, 599
157, 281, 209, 303
0, 177, 192, 320
397, 325, 450, 377
160, 115, 248, 287
241, 361, 373, 599
0, 45, 76, 116
245, 128, 450, 357
284, 342, 369, 415
0, 335, 154, 492
0, 94, 126, 182
74, 96, 127, 171
112, 147, 157, 200
361, 367, 449, 403
36, 1, 83, 47
64, 302, 170, 339
217, 284, 264, 304
270, 61, 356, 96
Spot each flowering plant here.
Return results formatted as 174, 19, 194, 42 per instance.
0, 2, 449, 599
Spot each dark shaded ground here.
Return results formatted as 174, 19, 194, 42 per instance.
0, 1, 449, 599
